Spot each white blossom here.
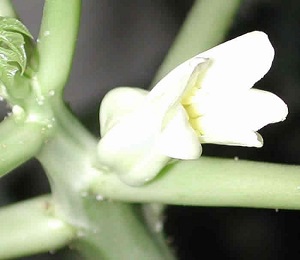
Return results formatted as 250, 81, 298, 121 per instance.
97, 31, 288, 186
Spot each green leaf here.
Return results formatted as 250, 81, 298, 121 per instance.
0, 16, 32, 86
0, 17, 32, 39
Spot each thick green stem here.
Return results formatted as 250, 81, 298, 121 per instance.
0, 0, 17, 17
34, 0, 81, 94
152, 0, 242, 85
91, 158, 300, 210
0, 116, 44, 177
0, 195, 76, 259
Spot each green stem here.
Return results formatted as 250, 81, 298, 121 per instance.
151, 0, 242, 85
34, 0, 81, 94
0, 0, 17, 17
4, 156, 300, 259
0, 116, 44, 177
91, 158, 300, 210
0, 195, 76, 259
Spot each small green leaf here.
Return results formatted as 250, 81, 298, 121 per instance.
0, 16, 32, 87
0, 17, 32, 39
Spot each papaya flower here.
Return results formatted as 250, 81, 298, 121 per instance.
97, 31, 288, 186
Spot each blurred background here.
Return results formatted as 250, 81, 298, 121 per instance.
0, 0, 300, 259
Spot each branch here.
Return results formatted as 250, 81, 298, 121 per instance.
0, 116, 44, 177
91, 157, 300, 210
34, 0, 81, 94
0, 195, 76, 259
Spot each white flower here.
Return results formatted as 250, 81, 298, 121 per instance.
97, 31, 288, 186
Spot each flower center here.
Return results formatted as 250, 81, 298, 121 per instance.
182, 93, 204, 136
180, 59, 212, 135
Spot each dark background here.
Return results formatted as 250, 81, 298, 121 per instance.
1, 0, 300, 259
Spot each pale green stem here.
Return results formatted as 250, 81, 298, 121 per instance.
91, 158, 300, 210
0, 0, 17, 17
151, 0, 242, 85
34, 0, 81, 94
0, 116, 44, 177
0, 195, 76, 259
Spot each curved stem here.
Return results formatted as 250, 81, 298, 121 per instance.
91, 158, 300, 210
151, 0, 242, 85
0, 116, 44, 177
34, 0, 81, 94
0, 195, 76, 259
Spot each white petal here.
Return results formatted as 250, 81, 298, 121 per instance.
200, 128, 264, 147
99, 87, 148, 136
149, 31, 274, 104
230, 89, 288, 130
189, 88, 288, 131
195, 31, 274, 92
191, 115, 263, 147
98, 105, 170, 186
148, 58, 209, 108
159, 106, 201, 159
